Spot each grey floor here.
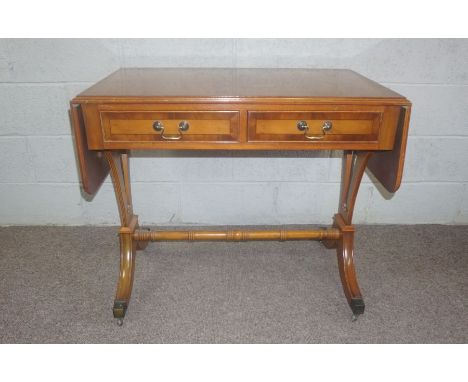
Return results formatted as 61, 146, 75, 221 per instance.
0, 225, 467, 343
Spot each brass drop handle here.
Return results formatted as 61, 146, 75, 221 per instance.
152, 120, 190, 140
297, 120, 332, 140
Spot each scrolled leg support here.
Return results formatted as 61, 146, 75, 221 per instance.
104, 148, 372, 322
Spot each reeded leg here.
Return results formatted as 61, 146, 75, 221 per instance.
324, 151, 371, 317
105, 151, 141, 323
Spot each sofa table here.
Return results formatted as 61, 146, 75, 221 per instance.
70, 68, 411, 325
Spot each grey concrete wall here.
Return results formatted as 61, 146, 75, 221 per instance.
0, 39, 467, 225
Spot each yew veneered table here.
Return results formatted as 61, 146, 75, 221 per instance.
70, 68, 411, 325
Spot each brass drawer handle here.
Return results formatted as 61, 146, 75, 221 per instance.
296, 120, 332, 140
152, 120, 190, 140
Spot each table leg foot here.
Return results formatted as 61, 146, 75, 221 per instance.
337, 242, 365, 316
114, 301, 126, 326
111, 233, 136, 323
350, 298, 365, 315
113, 300, 128, 319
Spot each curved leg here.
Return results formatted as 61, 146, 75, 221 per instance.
330, 151, 371, 317
113, 232, 137, 320
105, 151, 141, 324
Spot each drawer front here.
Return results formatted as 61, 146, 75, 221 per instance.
248, 111, 382, 143
101, 111, 240, 143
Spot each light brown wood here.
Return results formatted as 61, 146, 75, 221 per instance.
109, 119, 231, 135
113, 225, 137, 320
104, 151, 139, 321
102, 110, 240, 143
367, 105, 412, 192
104, 151, 132, 227
70, 68, 412, 323
133, 228, 341, 242
322, 151, 372, 315
334, 214, 364, 315
255, 118, 376, 135
248, 110, 382, 145
70, 103, 109, 195
78, 102, 405, 152
121, 152, 133, 212
339, 151, 373, 225
76, 68, 406, 100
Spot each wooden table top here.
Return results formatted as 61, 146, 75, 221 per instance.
71, 68, 411, 196
77, 68, 405, 102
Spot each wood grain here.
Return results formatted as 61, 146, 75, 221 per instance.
76, 68, 405, 100
367, 105, 412, 192
102, 110, 239, 143
70, 103, 109, 196
79, 103, 405, 152
248, 110, 381, 144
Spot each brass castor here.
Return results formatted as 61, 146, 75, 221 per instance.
113, 300, 127, 327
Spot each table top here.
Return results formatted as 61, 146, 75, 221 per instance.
77, 68, 405, 101
71, 68, 411, 196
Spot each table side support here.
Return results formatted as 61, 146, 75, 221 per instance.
324, 151, 372, 316
106, 149, 372, 322
105, 151, 142, 322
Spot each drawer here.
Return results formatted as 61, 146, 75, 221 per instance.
248, 111, 382, 143
101, 110, 240, 143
